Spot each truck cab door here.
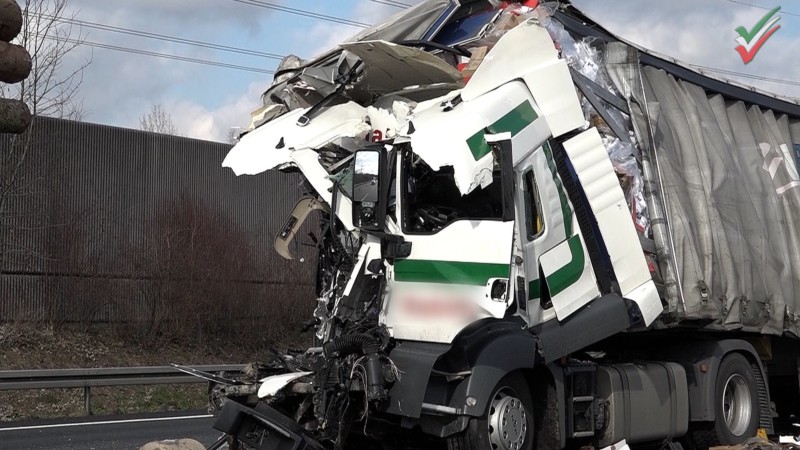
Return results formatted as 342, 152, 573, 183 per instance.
515, 143, 600, 325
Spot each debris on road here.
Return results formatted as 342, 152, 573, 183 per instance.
139, 438, 205, 450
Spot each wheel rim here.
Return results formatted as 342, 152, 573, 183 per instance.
488, 388, 528, 450
722, 373, 752, 436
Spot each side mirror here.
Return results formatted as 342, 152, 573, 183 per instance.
352, 149, 387, 231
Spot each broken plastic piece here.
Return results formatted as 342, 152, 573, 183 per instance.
257, 371, 313, 399
275, 197, 329, 260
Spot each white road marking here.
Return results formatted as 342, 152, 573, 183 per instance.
0, 414, 213, 431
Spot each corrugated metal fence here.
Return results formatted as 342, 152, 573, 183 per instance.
0, 117, 316, 325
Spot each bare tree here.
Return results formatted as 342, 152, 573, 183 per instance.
139, 104, 180, 135
1, 0, 91, 119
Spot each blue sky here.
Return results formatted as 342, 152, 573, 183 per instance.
48, 0, 800, 141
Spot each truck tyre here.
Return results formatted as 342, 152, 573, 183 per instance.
712, 353, 760, 445
447, 373, 534, 450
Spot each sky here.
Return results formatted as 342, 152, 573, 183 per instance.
36, 0, 800, 142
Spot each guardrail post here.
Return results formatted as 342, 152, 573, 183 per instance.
84, 386, 92, 416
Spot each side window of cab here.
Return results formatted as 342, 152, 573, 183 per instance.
523, 170, 544, 240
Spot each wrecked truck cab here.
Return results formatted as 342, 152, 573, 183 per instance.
215, 6, 635, 443
212, 13, 631, 450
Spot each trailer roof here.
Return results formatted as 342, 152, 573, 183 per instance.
555, 3, 800, 118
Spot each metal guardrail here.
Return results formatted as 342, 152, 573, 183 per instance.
0, 365, 244, 415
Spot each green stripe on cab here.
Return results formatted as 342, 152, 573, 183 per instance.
545, 235, 585, 297
394, 260, 509, 286
466, 100, 538, 161
487, 101, 538, 136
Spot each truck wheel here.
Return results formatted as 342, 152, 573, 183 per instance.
447, 374, 534, 450
713, 353, 760, 444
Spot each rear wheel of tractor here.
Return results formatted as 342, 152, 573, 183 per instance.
714, 353, 760, 444
693, 353, 760, 447
447, 373, 534, 450
689, 353, 760, 450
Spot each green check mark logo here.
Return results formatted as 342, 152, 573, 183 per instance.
735, 6, 781, 64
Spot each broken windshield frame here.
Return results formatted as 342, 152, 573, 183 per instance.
400, 148, 508, 235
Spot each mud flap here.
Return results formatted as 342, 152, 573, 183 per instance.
214, 401, 325, 450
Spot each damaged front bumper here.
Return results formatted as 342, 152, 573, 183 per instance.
214, 401, 325, 450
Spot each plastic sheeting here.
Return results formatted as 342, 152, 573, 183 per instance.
607, 48, 800, 336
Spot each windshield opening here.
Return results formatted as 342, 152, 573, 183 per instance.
401, 149, 503, 234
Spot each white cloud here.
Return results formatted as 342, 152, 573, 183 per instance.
303, 0, 426, 58
32, 0, 799, 143
160, 80, 264, 142
32, 0, 289, 141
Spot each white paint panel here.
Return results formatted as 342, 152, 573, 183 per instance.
563, 128, 663, 325
521, 62, 585, 138
383, 281, 500, 343
461, 20, 584, 138
539, 234, 600, 321
510, 113, 552, 167
402, 220, 514, 263
462, 20, 558, 101
382, 219, 514, 343
625, 280, 663, 326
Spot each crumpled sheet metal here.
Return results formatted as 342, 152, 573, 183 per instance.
406, 92, 496, 195
402, 18, 583, 195
610, 58, 800, 336
340, 40, 463, 96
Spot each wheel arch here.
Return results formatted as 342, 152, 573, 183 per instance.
446, 321, 538, 418
433, 320, 571, 447
682, 339, 772, 433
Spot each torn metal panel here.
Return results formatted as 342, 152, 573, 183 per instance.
222, 102, 370, 176
461, 19, 585, 138
339, 40, 464, 98
408, 81, 548, 195
247, 104, 288, 131
366, 99, 415, 141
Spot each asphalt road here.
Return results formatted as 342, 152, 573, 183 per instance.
0, 410, 222, 450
